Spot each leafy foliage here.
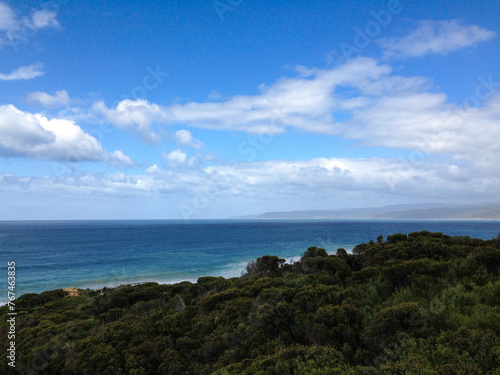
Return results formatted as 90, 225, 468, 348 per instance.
1, 231, 500, 374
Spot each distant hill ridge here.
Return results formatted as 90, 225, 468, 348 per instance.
235, 203, 500, 220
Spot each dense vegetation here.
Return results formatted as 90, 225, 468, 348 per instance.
2, 231, 500, 374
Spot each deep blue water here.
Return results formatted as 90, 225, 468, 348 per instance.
0, 220, 499, 304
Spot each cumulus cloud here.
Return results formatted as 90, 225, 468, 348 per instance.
380, 20, 497, 59
0, 63, 44, 80
93, 99, 169, 144
26, 90, 70, 108
175, 129, 203, 149
0, 105, 134, 167
30, 10, 60, 29
0, 2, 60, 48
164, 149, 187, 165
162, 149, 200, 168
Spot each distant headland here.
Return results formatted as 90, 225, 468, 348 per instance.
233, 202, 500, 220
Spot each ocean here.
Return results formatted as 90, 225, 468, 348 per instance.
1, 220, 499, 304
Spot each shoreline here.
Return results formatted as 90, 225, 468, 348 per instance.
2, 220, 497, 307
0, 253, 314, 306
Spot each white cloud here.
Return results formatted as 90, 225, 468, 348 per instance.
91, 55, 500, 173
380, 20, 497, 59
0, 105, 134, 167
94, 57, 390, 136
164, 58, 386, 134
30, 10, 60, 29
340, 89, 500, 167
0, 63, 44, 80
164, 149, 187, 165
162, 149, 199, 168
0, 2, 18, 33
146, 164, 160, 174
0, 2, 60, 48
175, 129, 203, 149
2, 155, 498, 218
93, 99, 169, 144
26, 90, 70, 108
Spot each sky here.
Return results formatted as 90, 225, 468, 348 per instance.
0, 0, 499, 220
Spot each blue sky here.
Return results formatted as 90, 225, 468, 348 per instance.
0, 0, 499, 219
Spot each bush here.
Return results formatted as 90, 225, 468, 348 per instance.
245, 255, 285, 277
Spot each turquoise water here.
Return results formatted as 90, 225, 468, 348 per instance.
0, 220, 499, 304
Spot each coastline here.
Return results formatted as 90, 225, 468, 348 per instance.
1, 220, 498, 307
0, 254, 311, 306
